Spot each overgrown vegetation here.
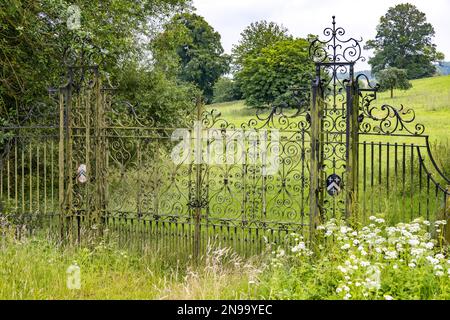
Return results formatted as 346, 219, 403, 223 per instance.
1, 217, 449, 299
236, 39, 314, 107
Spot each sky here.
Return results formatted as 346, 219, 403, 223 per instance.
192, 0, 450, 71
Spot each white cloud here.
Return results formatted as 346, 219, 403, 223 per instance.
193, 0, 450, 71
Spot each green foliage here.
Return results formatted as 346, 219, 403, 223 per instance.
231, 20, 291, 71
365, 3, 444, 79
2, 217, 449, 299
432, 140, 450, 179
154, 12, 230, 103
0, 0, 190, 124
237, 39, 314, 107
115, 63, 200, 127
259, 218, 450, 300
0, 231, 259, 299
376, 67, 412, 98
212, 77, 242, 103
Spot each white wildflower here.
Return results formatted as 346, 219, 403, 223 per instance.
384, 250, 398, 260
337, 266, 348, 274
426, 256, 439, 265
360, 261, 370, 267
424, 242, 434, 249
435, 253, 445, 260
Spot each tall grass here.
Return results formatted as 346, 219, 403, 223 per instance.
1, 216, 449, 300
0, 221, 263, 299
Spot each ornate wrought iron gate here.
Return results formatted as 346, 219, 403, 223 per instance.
1, 17, 449, 256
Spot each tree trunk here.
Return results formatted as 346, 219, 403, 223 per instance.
390, 87, 394, 99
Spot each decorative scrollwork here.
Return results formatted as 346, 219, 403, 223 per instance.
360, 103, 425, 135
309, 16, 364, 64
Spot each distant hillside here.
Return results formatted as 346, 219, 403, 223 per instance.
437, 62, 450, 75
337, 70, 374, 82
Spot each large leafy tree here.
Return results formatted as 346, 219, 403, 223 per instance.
231, 20, 291, 72
365, 3, 444, 79
0, 0, 190, 124
376, 67, 412, 98
237, 39, 314, 107
154, 13, 230, 102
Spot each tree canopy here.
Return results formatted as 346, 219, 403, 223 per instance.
365, 3, 444, 79
154, 12, 230, 102
237, 38, 314, 108
0, 0, 192, 125
231, 20, 291, 72
376, 67, 412, 98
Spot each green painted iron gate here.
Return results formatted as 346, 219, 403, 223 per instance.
1, 18, 449, 256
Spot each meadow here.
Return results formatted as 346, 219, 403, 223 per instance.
208, 75, 450, 141
1, 75, 450, 300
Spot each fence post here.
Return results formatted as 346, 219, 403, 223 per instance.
193, 95, 203, 261
309, 68, 321, 244
93, 66, 106, 235
58, 86, 66, 241
345, 65, 359, 220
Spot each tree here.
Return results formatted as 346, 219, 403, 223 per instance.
154, 13, 230, 102
212, 77, 242, 103
376, 68, 412, 98
365, 3, 444, 79
232, 21, 291, 72
0, 0, 191, 125
117, 63, 200, 127
237, 39, 314, 107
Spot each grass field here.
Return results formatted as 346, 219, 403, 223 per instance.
1, 75, 450, 300
207, 75, 450, 141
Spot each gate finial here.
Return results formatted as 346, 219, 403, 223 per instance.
308, 16, 365, 64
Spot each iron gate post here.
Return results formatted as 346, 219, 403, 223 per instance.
58, 86, 66, 241
345, 67, 360, 219
309, 67, 322, 243
193, 95, 203, 261
93, 67, 106, 235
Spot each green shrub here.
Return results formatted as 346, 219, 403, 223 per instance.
212, 77, 242, 103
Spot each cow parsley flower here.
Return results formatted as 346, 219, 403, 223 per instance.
426, 256, 439, 265
424, 242, 434, 249
360, 261, 370, 267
